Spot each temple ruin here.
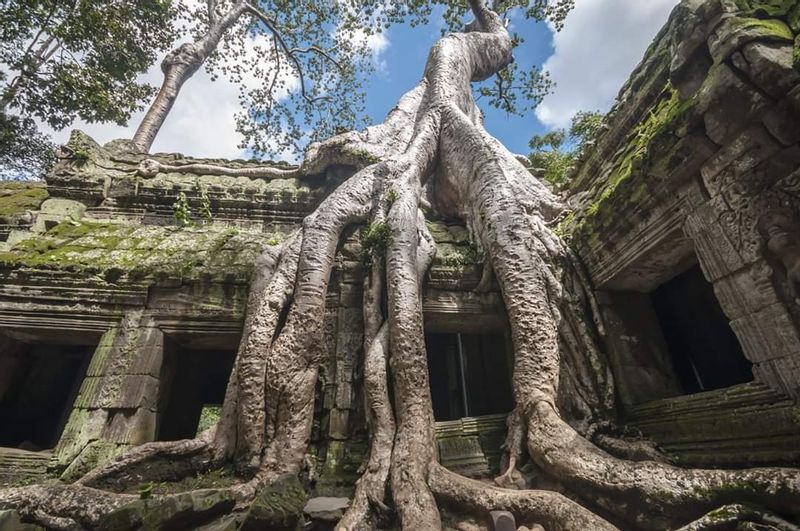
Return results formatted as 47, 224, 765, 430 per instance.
1, 0, 799, 528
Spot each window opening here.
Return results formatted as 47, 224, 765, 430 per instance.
650, 264, 752, 394
0, 339, 93, 450
426, 332, 513, 421
157, 345, 236, 441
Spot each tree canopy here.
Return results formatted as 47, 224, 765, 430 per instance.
0, 0, 178, 178
528, 109, 603, 187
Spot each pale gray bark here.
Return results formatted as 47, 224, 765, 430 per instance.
2, 1, 799, 529
131, 1, 249, 153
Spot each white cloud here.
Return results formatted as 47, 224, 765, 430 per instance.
44, 33, 299, 160
535, 0, 678, 129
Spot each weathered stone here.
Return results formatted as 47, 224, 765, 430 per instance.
763, 100, 800, 146
0, 509, 21, 530
240, 474, 306, 531
708, 16, 793, 64
736, 42, 799, 98
303, 496, 349, 522
697, 65, 771, 145
97, 489, 235, 531
490, 510, 516, 531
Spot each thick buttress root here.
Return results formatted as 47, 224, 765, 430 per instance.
2, 1, 799, 529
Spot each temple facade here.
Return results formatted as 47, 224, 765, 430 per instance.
0, 0, 799, 509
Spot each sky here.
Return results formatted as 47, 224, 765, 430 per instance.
40, 0, 678, 162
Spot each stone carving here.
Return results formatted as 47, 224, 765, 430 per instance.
760, 210, 800, 304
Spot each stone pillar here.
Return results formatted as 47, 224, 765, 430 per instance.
683, 125, 800, 398
53, 311, 167, 480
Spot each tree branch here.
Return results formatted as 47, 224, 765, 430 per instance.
245, 2, 330, 105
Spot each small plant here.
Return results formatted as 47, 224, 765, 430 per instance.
360, 221, 392, 268
198, 185, 213, 224
173, 192, 193, 227
69, 145, 91, 166
386, 188, 398, 205
139, 482, 154, 500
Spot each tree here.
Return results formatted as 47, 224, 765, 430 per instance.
528, 110, 603, 187
0, 0, 178, 178
2, 1, 800, 529
131, 0, 566, 155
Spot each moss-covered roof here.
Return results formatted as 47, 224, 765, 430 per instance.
0, 219, 281, 282
0, 181, 48, 224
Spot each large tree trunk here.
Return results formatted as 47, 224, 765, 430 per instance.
131, 1, 248, 153
2, 1, 799, 529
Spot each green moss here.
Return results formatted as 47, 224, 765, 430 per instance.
360, 221, 392, 267
569, 83, 694, 242
727, 16, 794, 41
345, 147, 381, 165
243, 474, 307, 528
794, 35, 800, 72
747, 0, 797, 18
0, 219, 270, 282
0, 183, 48, 221
438, 242, 479, 267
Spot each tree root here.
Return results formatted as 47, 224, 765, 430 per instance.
676, 504, 800, 531
136, 158, 301, 179
429, 463, 618, 531
2, 2, 799, 530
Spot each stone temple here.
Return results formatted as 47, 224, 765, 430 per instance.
1, 0, 800, 526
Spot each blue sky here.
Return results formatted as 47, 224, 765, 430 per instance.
41, 0, 678, 162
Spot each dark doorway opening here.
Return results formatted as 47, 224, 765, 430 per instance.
650, 264, 752, 394
0, 339, 93, 450
426, 332, 513, 421
157, 344, 236, 441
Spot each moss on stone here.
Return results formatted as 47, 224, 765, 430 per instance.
0, 219, 270, 282
565, 83, 694, 244
0, 182, 48, 222
242, 474, 307, 529
727, 16, 794, 42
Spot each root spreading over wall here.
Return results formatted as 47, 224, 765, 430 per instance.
1, 1, 799, 529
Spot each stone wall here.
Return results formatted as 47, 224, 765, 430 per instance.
0, 132, 499, 487
562, 0, 800, 465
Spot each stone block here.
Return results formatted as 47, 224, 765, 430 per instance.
85, 327, 119, 377
489, 510, 516, 531
0, 510, 21, 530
763, 99, 800, 146
710, 263, 780, 319
128, 325, 166, 376
77, 374, 159, 410
39, 198, 86, 219
59, 440, 128, 483
708, 17, 793, 64
685, 207, 747, 281
737, 42, 799, 99
700, 126, 781, 196
303, 497, 349, 522
334, 380, 353, 409
730, 303, 800, 363
240, 474, 306, 531
755, 356, 800, 398
53, 407, 108, 468
328, 408, 350, 440
102, 408, 157, 445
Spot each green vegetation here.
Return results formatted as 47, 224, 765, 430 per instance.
173, 192, 193, 227
0, 0, 177, 179
0, 219, 270, 283
528, 110, 604, 187
360, 221, 392, 268
0, 181, 48, 221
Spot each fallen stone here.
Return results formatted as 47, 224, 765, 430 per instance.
302, 496, 350, 522
490, 510, 516, 531
0, 510, 21, 531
